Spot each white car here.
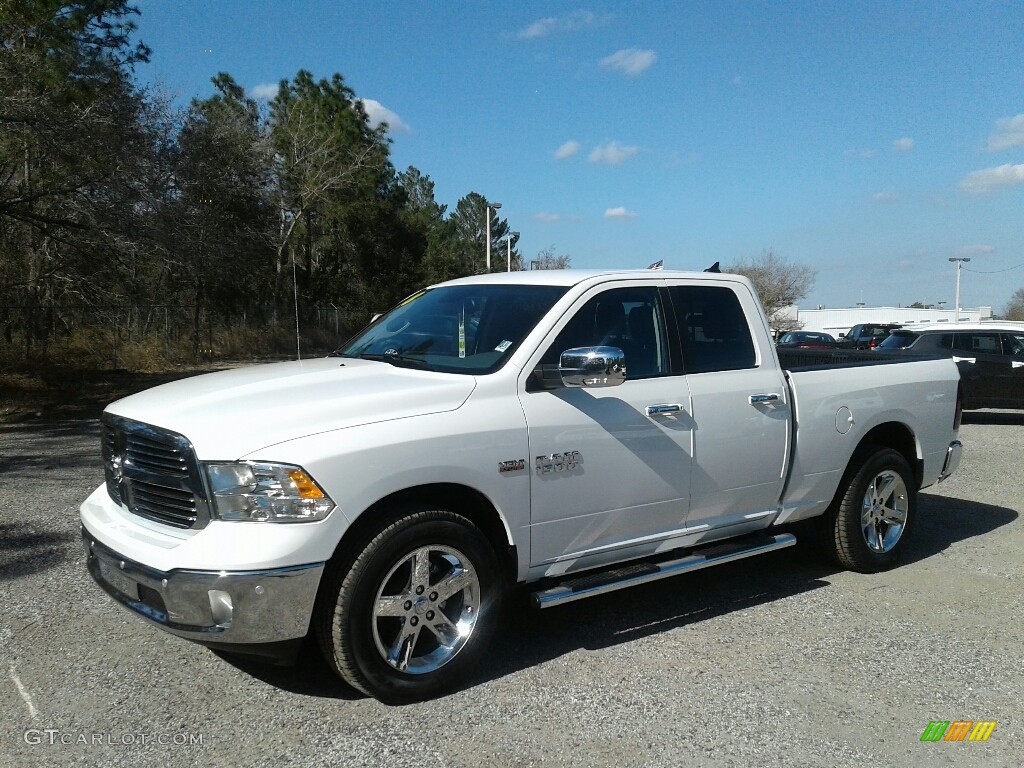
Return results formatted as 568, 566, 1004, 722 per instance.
82, 270, 963, 702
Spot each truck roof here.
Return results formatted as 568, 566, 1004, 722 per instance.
436, 268, 746, 288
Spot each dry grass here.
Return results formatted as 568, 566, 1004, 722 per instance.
0, 322, 351, 423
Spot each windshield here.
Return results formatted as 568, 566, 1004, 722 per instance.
335, 284, 568, 374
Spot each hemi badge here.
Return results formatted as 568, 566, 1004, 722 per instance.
498, 459, 525, 474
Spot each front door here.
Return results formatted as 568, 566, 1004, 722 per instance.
519, 283, 694, 572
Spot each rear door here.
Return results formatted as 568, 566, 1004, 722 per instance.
952, 331, 1004, 407
664, 281, 790, 539
998, 332, 1024, 407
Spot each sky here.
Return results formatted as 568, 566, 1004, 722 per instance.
131, 1, 1024, 312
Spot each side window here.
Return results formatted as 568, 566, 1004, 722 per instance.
955, 333, 1000, 353
668, 285, 756, 373
1002, 333, 1024, 358
539, 286, 669, 379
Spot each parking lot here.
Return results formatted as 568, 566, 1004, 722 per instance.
2, 411, 1022, 767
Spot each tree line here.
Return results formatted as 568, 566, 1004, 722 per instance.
1, 1, 568, 368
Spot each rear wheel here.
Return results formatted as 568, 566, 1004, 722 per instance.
824, 447, 916, 572
315, 508, 503, 703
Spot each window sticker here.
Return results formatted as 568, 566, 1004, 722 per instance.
458, 310, 466, 359
495, 340, 512, 352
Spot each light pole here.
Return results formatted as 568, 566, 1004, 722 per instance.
485, 202, 501, 272
507, 231, 519, 272
949, 257, 970, 323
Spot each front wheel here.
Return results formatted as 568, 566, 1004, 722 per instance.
824, 446, 916, 573
315, 508, 503, 703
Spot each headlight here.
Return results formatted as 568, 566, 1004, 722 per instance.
204, 462, 335, 522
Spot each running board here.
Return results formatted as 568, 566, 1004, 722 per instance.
530, 533, 797, 609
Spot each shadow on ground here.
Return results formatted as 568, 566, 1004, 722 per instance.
962, 410, 1024, 426
226, 492, 1016, 703
0, 522, 77, 581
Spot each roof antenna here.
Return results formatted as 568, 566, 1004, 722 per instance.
704, 261, 721, 273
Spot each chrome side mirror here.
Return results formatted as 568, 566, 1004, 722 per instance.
559, 346, 626, 388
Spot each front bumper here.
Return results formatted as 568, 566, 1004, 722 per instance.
939, 439, 963, 482
82, 526, 325, 645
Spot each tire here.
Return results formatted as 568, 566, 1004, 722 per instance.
824, 446, 916, 573
315, 508, 503, 703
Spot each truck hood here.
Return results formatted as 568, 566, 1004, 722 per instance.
104, 357, 477, 459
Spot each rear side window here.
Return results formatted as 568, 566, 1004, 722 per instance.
953, 332, 1000, 353
668, 286, 756, 373
879, 332, 917, 349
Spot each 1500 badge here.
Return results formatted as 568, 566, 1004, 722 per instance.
535, 451, 582, 474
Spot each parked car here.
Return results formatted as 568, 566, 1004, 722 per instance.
838, 323, 903, 349
776, 331, 838, 349
877, 323, 1024, 409
81, 270, 963, 702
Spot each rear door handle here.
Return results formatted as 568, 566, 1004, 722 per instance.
646, 403, 683, 417
749, 393, 781, 405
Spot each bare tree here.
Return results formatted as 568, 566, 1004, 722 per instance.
1005, 288, 1024, 321
529, 246, 572, 270
726, 249, 815, 330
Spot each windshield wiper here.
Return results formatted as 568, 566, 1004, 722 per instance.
347, 352, 432, 370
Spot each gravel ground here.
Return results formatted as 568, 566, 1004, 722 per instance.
1, 411, 1022, 768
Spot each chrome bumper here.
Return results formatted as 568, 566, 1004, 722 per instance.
82, 527, 325, 644
939, 440, 963, 482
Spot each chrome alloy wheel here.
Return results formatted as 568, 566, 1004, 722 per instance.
371, 545, 481, 674
860, 469, 909, 553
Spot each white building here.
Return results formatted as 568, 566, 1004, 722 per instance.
793, 306, 993, 336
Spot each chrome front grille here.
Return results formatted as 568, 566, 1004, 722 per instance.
102, 415, 209, 529
128, 480, 199, 527
125, 433, 190, 477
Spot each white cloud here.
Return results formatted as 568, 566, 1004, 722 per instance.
250, 82, 279, 100
588, 141, 639, 165
872, 191, 897, 202
519, 17, 557, 39
600, 48, 657, 76
534, 212, 562, 222
517, 11, 603, 39
957, 244, 995, 255
604, 206, 638, 219
893, 137, 914, 152
987, 114, 1024, 152
359, 99, 410, 133
959, 163, 1024, 194
553, 140, 581, 160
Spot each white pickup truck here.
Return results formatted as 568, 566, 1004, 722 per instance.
81, 269, 963, 703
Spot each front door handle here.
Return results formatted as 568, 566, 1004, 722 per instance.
749, 393, 781, 405
646, 403, 683, 417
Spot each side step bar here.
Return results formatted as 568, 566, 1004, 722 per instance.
531, 532, 797, 609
